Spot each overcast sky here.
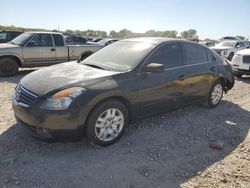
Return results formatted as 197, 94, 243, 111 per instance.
1, 0, 250, 39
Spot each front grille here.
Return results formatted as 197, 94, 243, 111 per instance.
15, 84, 38, 107
243, 56, 250, 64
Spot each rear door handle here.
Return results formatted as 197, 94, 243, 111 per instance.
178, 75, 185, 80
51, 48, 55, 51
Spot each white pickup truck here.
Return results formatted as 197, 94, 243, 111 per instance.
0, 32, 104, 76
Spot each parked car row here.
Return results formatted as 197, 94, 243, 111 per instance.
63, 35, 119, 46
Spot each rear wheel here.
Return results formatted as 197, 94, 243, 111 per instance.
86, 100, 129, 146
0, 57, 19, 76
204, 80, 224, 108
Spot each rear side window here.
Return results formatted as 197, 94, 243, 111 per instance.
53, 34, 64, 46
183, 43, 207, 65
0, 32, 7, 40
206, 48, 216, 62
148, 43, 183, 69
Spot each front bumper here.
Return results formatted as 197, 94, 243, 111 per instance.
12, 93, 87, 140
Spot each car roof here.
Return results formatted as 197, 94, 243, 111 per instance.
25, 31, 63, 35
220, 40, 245, 43
0, 30, 23, 33
121, 37, 192, 45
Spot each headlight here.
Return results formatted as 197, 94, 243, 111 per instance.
40, 87, 85, 110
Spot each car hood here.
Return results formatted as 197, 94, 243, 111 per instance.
20, 62, 121, 97
211, 46, 233, 50
0, 43, 20, 50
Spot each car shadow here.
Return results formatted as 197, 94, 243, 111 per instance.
0, 68, 38, 84
0, 101, 249, 188
235, 75, 250, 83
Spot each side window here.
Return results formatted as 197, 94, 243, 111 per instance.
183, 43, 207, 65
206, 48, 216, 62
30, 34, 53, 47
0, 32, 7, 40
53, 34, 64, 46
148, 43, 183, 69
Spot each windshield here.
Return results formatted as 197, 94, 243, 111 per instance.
81, 41, 155, 71
10, 33, 34, 46
97, 39, 108, 45
217, 41, 236, 47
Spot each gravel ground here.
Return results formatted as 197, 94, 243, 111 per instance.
0, 68, 249, 188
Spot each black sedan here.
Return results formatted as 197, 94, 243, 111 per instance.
12, 38, 234, 146
0, 30, 23, 43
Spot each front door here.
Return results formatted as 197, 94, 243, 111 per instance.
23, 33, 56, 66
138, 42, 189, 117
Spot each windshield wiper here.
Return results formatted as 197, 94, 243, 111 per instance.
83, 63, 106, 70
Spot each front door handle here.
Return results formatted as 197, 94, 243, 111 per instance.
51, 48, 55, 51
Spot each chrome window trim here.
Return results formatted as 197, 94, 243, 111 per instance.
163, 61, 211, 71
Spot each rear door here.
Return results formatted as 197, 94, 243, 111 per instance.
52, 34, 68, 63
23, 33, 56, 65
182, 42, 216, 101
138, 42, 189, 117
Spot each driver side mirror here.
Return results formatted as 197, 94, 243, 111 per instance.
143, 63, 164, 73
27, 41, 36, 47
235, 44, 240, 49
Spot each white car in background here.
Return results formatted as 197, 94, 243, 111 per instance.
211, 40, 248, 61
231, 49, 250, 78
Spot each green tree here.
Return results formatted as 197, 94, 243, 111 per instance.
180, 29, 198, 39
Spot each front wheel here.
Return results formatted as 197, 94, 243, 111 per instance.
86, 100, 129, 146
204, 80, 224, 108
0, 58, 19, 76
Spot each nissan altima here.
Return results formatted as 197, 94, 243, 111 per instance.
12, 38, 235, 146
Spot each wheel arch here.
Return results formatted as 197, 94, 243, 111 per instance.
0, 55, 23, 67
84, 95, 134, 128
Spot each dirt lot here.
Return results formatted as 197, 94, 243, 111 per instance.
0, 69, 249, 188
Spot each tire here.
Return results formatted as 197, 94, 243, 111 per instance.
86, 100, 129, 146
204, 80, 224, 108
0, 57, 19, 76
227, 53, 234, 61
